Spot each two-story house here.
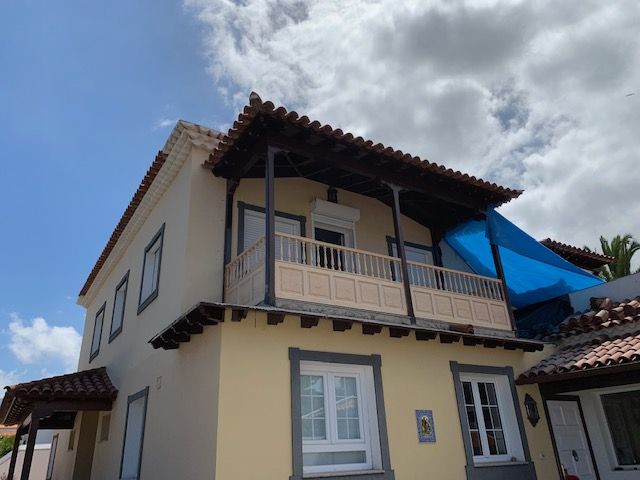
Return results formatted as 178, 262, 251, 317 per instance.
2, 93, 569, 480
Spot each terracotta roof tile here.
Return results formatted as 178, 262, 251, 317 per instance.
204, 92, 522, 203
551, 296, 640, 339
0, 367, 117, 426
540, 238, 614, 270
518, 330, 640, 383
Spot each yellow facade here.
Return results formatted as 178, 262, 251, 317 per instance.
215, 312, 558, 480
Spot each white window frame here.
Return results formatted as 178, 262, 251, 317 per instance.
90, 302, 105, 362
595, 383, 640, 470
460, 372, 525, 465
300, 361, 382, 475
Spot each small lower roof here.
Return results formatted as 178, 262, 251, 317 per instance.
518, 330, 640, 384
0, 367, 118, 426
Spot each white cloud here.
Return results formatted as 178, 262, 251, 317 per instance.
8, 314, 81, 372
186, 0, 640, 255
153, 118, 178, 130
0, 370, 22, 389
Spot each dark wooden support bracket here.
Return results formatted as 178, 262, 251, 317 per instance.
388, 184, 416, 324
231, 308, 248, 322
267, 312, 285, 325
415, 331, 437, 341
170, 328, 190, 343
300, 316, 320, 328
362, 324, 383, 335
462, 337, 482, 346
439, 333, 461, 344
332, 320, 353, 332
389, 327, 410, 338
483, 338, 501, 349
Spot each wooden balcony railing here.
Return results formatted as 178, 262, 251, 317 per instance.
224, 233, 511, 330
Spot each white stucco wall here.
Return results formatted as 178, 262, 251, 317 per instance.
52, 142, 226, 480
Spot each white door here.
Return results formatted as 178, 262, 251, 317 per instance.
547, 400, 597, 480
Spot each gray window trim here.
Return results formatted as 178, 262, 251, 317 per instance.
89, 302, 106, 363
119, 386, 149, 480
46, 433, 58, 480
237, 201, 306, 255
449, 362, 537, 480
137, 224, 165, 314
289, 348, 395, 480
109, 270, 129, 342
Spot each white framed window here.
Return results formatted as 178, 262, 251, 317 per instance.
46, 434, 58, 480
100, 413, 112, 442
120, 387, 149, 480
110, 271, 129, 341
459, 372, 525, 465
90, 303, 105, 362
599, 386, 640, 468
300, 361, 382, 475
240, 205, 303, 259
138, 225, 164, 313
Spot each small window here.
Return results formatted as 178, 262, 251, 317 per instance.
90, 303, 106, 362
67, 429, 76, 451
299, 361, 382, 475
601, 389, 640, 467
461, 379, 508, 461
120, 387, 149, 480
46, 434, 58, 480
110, 272, 129, 341
138, 225, 165, 314
100, 413, 111, 442
453, 367, 528, 469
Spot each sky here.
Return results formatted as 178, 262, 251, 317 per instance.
0, 0, 638, 389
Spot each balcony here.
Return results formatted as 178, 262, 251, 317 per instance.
225, 233, 511, 332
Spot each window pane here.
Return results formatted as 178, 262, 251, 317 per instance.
46, 435, 58, 480
91, 309, 104, 356
303, 451, 367, 467
463, 382, 474, 404
470, 431, 483, 456
301, 375, 326, 441
602, 389, 640, 466
121, 393, 147, 480
335, 376, 361, 440
112, 282, 126, 334
478, 381, 506, 457
466, 406, 478, 429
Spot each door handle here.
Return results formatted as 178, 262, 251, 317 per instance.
572, 450, 579, 462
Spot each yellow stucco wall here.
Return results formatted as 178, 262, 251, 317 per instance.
215, 312, 559, 480
232, 177, 433, 258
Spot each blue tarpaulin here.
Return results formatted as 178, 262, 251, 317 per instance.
444, 209, 604, 308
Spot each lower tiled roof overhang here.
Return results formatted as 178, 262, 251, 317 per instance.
149, 302, 546, 353
0, 367, 118, 426
517, 330, 640, 385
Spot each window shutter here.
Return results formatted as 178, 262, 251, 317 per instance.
242, 209, 301, 251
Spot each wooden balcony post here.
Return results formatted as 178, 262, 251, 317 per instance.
490, 243, 517, 331
264, 145, 276, 305
20, 411, 41, 480
224, 179, 239, 267
389, 184, 415, 323
6, 426, 22, 479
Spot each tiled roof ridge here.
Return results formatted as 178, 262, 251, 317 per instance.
548, 296, 640, 339
540, 238, 615, 264
205, 92, 522, 201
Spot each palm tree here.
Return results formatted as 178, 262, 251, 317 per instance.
599, 234, 640, 281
